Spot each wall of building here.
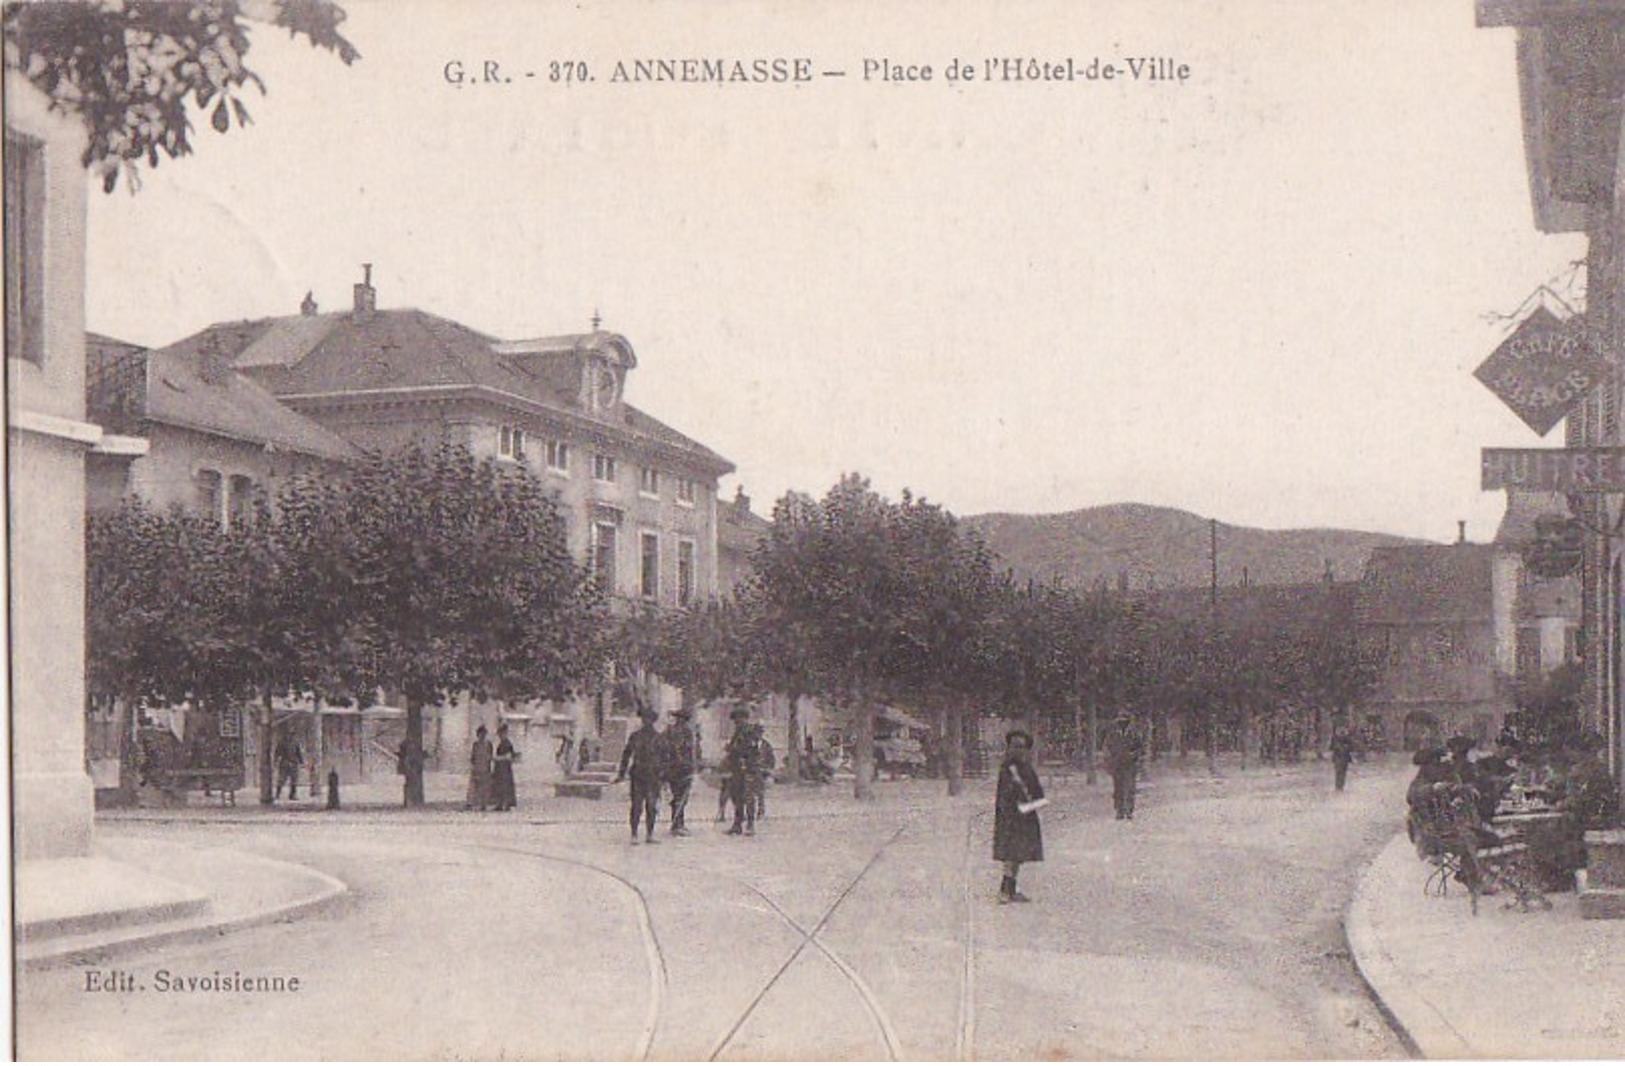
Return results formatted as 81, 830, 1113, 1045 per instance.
6, 72, 95, 859
122, 423, 315, 520
298, 401, 723, 607
1365, 620, 1507, 748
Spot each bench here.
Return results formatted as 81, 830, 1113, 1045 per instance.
159, 769, 242, 806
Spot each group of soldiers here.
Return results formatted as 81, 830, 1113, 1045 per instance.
613, 702, 775, 843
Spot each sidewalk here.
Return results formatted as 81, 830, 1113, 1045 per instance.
16, 835, 346, 968
1347, 831, 1624, 1059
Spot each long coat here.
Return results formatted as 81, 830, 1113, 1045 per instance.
993, 756, 1045, 864
467, 736, 494, 807
492, 736, 517, 809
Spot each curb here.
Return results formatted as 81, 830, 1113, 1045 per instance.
1343, 832, 1471, 1060
19, 850, 349, 970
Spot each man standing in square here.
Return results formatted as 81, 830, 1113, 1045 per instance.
1104, 712, 1146, 820
616, 703, 664, 844
664, 705, 698, 836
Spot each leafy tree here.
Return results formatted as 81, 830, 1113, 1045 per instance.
86, 499, 260, 797
304, 443, 607, 806
3, 0, 359, 192
753, 477, 906, 799
751, 476, 1006, 799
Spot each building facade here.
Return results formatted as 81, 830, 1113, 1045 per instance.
146, 271, 736, 776
1356, 542, 1514, 751
1481, 1, 1625, 791
4, 73, 149, 855
84, 332, 357, 521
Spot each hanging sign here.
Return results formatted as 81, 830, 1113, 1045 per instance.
1473, 306, 1609, 437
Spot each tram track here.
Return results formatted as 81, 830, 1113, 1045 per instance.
696, 823, 908, 1061
465, 841, 670, 1061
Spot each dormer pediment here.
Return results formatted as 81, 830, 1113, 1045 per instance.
491, 330, 636, 416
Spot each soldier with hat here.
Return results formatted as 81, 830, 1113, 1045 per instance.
1103, 711, 1147, 820
723, 706, 763, 836
717, 705, 749, 823
616, 701, 664, 845
663, 705, 699, 836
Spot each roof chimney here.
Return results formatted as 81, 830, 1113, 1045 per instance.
300, 290, 318, 316
732, 485, 751, 518
353, 263, 376, 316
1457, 520, 1467, 545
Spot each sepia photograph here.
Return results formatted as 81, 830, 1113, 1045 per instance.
6, 0, 1625, 1059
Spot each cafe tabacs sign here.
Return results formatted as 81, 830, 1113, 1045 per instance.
1474, 305, 1608, 437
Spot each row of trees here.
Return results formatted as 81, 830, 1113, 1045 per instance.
89, 457, 1380, 806
623, 475, 1382, 799
88, 443, 607, 806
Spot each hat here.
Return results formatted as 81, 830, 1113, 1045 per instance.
1005, 728, 1033, 748
638, 705, 658, 721
475, 725, 488, 736
1413, 746, 1446, 766
497, 721, 509, 733
671, 707, 693, 719
1446, 735, 1475, 755
729, 707, 751, 721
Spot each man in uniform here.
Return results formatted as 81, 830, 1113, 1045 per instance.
724, 708, 763, 836
274, 731, 304, 802
663, 705, 699, 836
615, 703, 664, 845
1104, 711, 1146, 820
1329, 726, 1356, 792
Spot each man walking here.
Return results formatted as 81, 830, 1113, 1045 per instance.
1329, 726, 1355, 792
274, 731, 304, 802
616, 704, 664, 845
1104, 712, 1145, 820
664, 706, 698, 836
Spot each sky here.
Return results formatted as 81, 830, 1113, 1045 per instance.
83, 0, 1588, 543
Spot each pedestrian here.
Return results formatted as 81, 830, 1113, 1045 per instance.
274, 731, 304, 801
724, 707, 762, 836
1329, 726, 1355, 792
752, 724, 775, 821
1103, 711, 1145, 820
492, 722, 518, 811
616, 703, 664, 844
993, 728, 1046, 903
466, 724, 494, 811
663, 706, 698, 836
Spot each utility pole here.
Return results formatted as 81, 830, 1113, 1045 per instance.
1207, 517, 1219, 775
1209, 518, 1218, 611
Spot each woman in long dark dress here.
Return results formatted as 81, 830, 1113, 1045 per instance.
993, 729, 1045, 903
492, 723, 518, 811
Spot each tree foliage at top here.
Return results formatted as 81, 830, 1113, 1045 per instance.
320, 441, 607, 713
3, 0, 359, 191
87, 497, 259, 710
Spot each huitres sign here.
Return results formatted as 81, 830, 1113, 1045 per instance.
1474, 306, 1610, 436
1481, 447, 1625, 492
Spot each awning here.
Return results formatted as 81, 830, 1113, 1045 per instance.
318, 704, 406, 719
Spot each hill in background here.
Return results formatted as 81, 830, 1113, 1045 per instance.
962, 503, 1431, 590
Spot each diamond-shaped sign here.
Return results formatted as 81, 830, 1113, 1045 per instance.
1474, 306, 1611, 437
